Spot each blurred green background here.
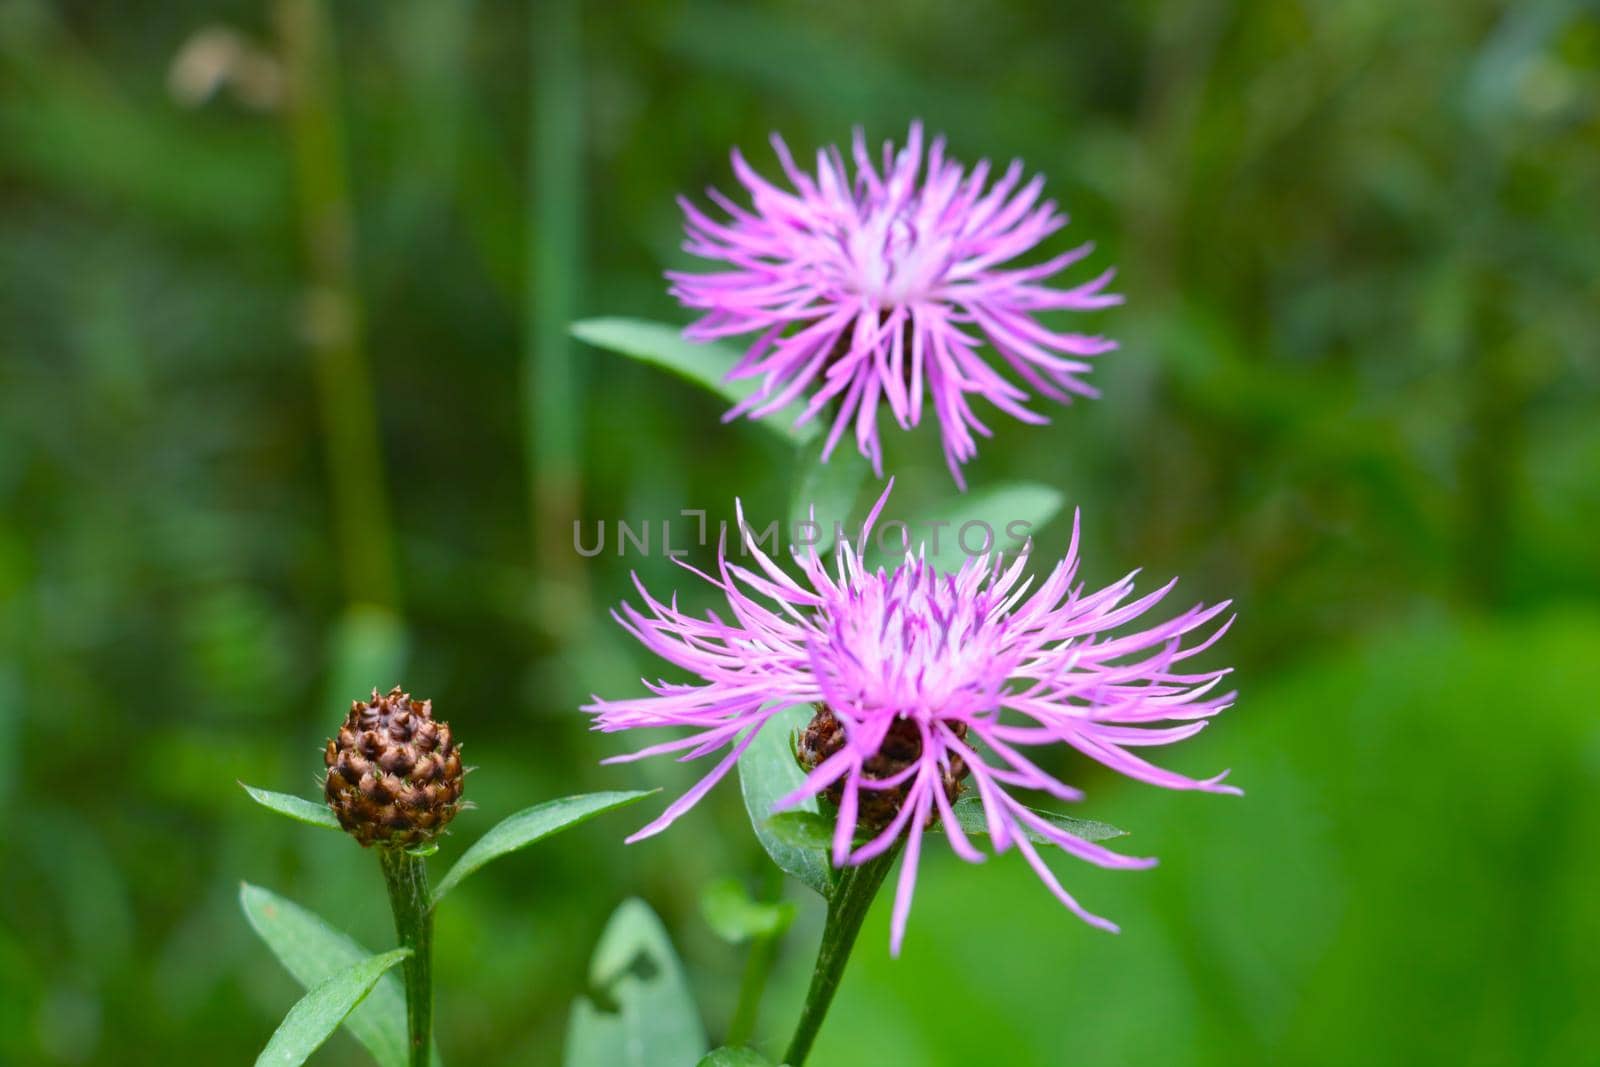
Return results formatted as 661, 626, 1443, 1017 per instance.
3, 0, 1598, 1064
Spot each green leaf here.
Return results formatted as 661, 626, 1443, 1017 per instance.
699, 878, 797, 944
253, 949, 410, 1067
240, 782, 341, 831
239, 883, 431, 1067
430, 789, 655, 907
565, 999, 628, 1067
762, 810, 874, 855
944, 794, 1127, 845
738, 706, 836, 898
698, 1049, 777, 1067
865, 482, 1064, 573
762, 811, 837, 852
563, 898, 707, 1067
789, 435, 871, 556
570, 318, 817, 444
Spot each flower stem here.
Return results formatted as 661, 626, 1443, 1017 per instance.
525, 0, 589, 623
782, 851, 897, 1067
727, 930, 779, 1048
379, 847, 434, 1067
726, 865, 785, 1046
277, 0, 399, 613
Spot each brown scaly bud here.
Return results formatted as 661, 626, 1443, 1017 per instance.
324, 687, 464, 848
795, 702, 968, 833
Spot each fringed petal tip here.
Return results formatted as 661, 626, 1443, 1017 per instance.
1210, 773, 1245, 797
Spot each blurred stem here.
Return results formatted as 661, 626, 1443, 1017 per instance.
728, 932, 779, 1047
1128, 0, 1225, 300
526, 0, 587, 621
1458, 306, 1518, 606
278, 0, 399, 611
380, 847, 434, 1067
1453, 137, 1515, 607
726, 865, 785, 1047
782, 851, 897, 1066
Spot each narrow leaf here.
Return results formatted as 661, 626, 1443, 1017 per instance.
253, 949, 410, 1067
789, 434, 870, 556
571, 318, 817, 444
699, 878, 796, 944
430, 790, 655, 906
563, 898, 707, 1067
564, 999, 627, 1067
945, 794, 1127, 845
240, 783, 341, 831
737, 706, 836, 898
698, 1049, 777, 1067
866, 482, 1064, 573
239, 883, 412, 1067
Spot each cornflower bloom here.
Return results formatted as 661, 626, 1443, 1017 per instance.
586, 486, 1238, 954
670, 122, 1120, 488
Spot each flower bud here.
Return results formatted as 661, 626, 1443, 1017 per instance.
324, 687, 464, 848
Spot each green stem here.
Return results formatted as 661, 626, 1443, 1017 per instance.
726, 864, 786, 1047
526, 0, 588, 619
379, 847, 434, 1067
727, 932, 778, 1047
782, 851, 897, 1067
727, 865, 785, 1045
278, 0, 399, 612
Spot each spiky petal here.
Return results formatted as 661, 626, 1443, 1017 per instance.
670, 122, 1121, 488
585, 484, 1237, 954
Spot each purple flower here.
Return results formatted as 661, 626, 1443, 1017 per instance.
585, 485, 1238, 955
669, 122, 1121, 489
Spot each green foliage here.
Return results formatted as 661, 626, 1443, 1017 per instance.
790, 435, 871, 556
761, 810, 838, 852
240, 783, 341, 832
698, 1049, 778, 1067
739, 706, 837, 898
429, 790, 656, 906
863, 483, 1064, 572
321, 608, 411, 724
564, 899, 707, 1067
700, 878, 797, 943
571, 318, 816, 443
944, 795, 1126, 846
238, 884, 414, 1067
254, 949, 410, 1067
757, 794, 1126, 857
782, 612, 1600, 1066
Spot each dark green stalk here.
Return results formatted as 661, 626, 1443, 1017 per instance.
727, 933, 779, 1047
726, 866, 786, 1047
379, 847, 434, 1067
278, 0, 399, 612
526, 0, 588, 620
782, 851, 897, 1067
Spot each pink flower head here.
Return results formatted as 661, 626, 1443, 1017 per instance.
585, 484, 1238, 955
669, 122, 1121, 489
